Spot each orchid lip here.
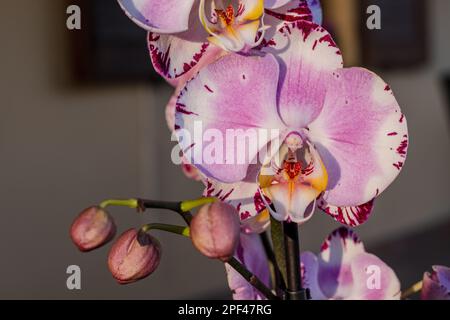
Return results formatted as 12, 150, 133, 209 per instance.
256, 137, 328, 224
199, 0, 266, 52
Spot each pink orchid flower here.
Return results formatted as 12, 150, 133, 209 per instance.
175, 20, 408, 226
118, 0, 322, 85
226, 227, 401, 300
302, 228, 401, 300
421, 265, 450, 300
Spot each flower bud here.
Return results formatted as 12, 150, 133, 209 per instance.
190, 201, 240, 261
70, 206, 116, 252
108, 228, 161, 284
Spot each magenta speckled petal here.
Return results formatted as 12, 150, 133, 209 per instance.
263, 21, 343, 129
148, 31, 223, 81
145, 0, 224, 82
263, 0, 314, 39
308, 68, 408, 207
318, 197, 375, 227
175, 53, 284, 183
225, 233, 271, 300
204, 164, 269, 221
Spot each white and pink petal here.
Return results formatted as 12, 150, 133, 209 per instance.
262, 0, 313, 47
317, 227, 365, 299
262, 181, 318, 223
264, 0, 292, 9
148, 31, 223, 82
118, 0, 195, 33
318, 197, 375, 227
262, 21, 343, 129
347, 252, 401, 300
175, 53, 284, 183
303, 228, 401, 300
307, 67, 408, 207
204, 164, 270, 222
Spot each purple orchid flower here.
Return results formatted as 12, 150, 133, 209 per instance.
226, 227, 401, 300
175, 20, 408, 227
118, 0, 322, 85
421, 265, 450, 300
302, 228, 401, 300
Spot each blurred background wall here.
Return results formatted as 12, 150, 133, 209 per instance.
0, 0, 448, 299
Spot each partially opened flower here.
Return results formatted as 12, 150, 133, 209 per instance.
118, 0, 322, 84
302, 227, 401, 300
421, 265, 450, 300
225, 232, 271, 299
175, 20, 408, 226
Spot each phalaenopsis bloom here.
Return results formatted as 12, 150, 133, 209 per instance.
174, 20, 409, 226
118, 0, 322, 84
227, 227, 401, 300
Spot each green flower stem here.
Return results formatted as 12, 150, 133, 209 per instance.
141, 223, 190, 238
180, 197, 216, 212
99, 199, 139, 209
260, 232, 286, 294
138, 199, 190, 223
139, 197, 216, 224
283, 221, 308, 300
270, 216, 287, 287
401, 281, 423, 299
99, 197, 215, 225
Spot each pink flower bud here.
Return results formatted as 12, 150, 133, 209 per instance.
190, 202, 240, 261
108, 228, 161, 284
70, 206, 116, 252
